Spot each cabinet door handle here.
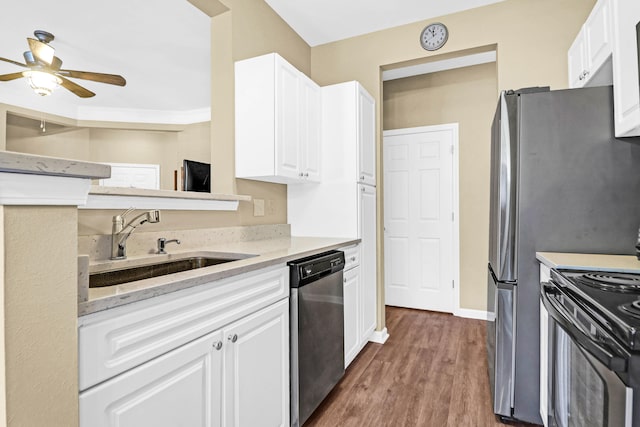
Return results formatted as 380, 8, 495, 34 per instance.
213, 341, 223, 351
351, 256, 356, 261
344, 277, 347, 283
361, 186, 365, 192
228, 334, 238, 343
360, 175, 365, 180
304, 172, 309, 177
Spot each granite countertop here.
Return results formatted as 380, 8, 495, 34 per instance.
0, 151, 110, 179
80, 236, 360, 316
536, 251, 640, 274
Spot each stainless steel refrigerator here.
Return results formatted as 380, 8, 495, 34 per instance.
487, 85, 640, 424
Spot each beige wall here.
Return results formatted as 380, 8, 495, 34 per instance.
209, 0, 311, 222
311, 0, 596, 314
383, 63, 498, 309
0, 207, 5, 425
6, 118, 211, 191
4, 206, 79, 426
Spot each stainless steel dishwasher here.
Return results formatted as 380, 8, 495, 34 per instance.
289, 250, 345, 427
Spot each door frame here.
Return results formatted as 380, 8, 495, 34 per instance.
382, 123, 460, 315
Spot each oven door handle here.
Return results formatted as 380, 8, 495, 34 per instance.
541, 285, 627, 373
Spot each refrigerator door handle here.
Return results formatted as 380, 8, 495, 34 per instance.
496, 92, 517, 281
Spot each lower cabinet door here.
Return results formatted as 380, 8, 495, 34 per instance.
223, 298, 289, 427
359, 184, 377, 342
343, 266, 361, 368
79, 329, 224, 427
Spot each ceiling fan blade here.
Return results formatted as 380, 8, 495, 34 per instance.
0, 72, 25, 82
27, 37, 55, 65
58, 69, 126, 86
58, 75, 95, 98
50, 56, 63, 71
0, 57, 28, 68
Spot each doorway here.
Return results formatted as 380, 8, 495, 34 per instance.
381, 59, 497, 319
383, 124, 459, 313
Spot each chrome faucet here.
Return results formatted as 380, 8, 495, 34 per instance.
111, 208, 161, 260
157, 237, 181, 254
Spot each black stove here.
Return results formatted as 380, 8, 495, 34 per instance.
552, 269, 640, 351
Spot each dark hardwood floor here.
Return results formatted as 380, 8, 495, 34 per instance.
305, 306, 534, 427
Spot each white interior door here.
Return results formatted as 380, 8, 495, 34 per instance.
383, 124, 457, 313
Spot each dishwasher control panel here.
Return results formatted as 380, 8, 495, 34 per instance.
288, 250, 345, 287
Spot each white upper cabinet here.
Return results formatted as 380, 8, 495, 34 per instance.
568, 0, 613, 88
358, 85, 376, 187
299, 75, 322, 182
235, 53, 321, 184
611, 0, 640, 137
568, 28, 588, 88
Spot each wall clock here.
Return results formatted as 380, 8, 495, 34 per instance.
420, 22, 449, 51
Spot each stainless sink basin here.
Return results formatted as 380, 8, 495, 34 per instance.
89, 255, 250, 288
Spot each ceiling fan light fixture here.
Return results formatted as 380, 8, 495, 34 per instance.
22, 70, 61, 96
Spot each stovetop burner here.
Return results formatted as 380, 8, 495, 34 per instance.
620, 300, 640, 319
575, 272, 640, 292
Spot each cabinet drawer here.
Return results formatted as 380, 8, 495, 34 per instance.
79, 265, 288, 391
341, 244, 361, 271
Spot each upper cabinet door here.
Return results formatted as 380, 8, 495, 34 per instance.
275, 58, 301, 180
584, 0, 612, 74
299, 74, 322, 182
611, 0, 640, 137
358, 85, 376, 186
568, 28, 587, 88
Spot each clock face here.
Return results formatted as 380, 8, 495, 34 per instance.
420, 23, 448, 51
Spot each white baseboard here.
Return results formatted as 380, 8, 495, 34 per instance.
368, 327, 389, 344
455, 308, 495, 322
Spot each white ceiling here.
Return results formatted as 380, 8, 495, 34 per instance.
0, 0, 211, 123
1, 0, 503, 124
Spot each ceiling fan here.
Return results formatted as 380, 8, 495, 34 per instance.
0, 30, 126, 98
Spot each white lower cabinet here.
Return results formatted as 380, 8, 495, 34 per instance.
80, 329, 225, 427
343, 264, 361, 367
223, 299, 289, 427
342, 243, 375, 368
79, 266, 290, 427
359, 185, 377, 344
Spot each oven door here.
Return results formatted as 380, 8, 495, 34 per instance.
541, 284, 633, 427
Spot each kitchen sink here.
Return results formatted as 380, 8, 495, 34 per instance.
89, 254, 252, 288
